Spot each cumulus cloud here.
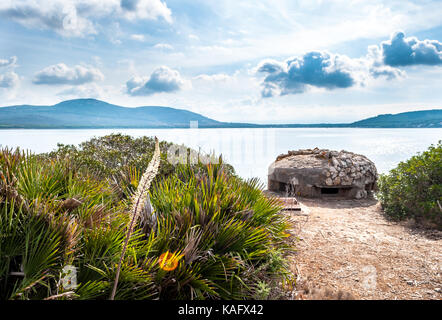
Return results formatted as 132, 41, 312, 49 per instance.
256, 31, 442, 97
33, 63, 104, 85
0, 56, 20, 89
378, 31, 442, 67
364, 31, 442, 79
126, 66, 185, 96
369, 64, 405, 80
257, 51, 362, 97
367, 45, 405, 80
0, 0, 172, 38
0, 72, 19, 88
120, 0, 172, 22
255, 59, 285, 74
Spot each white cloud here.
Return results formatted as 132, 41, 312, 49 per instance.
33, 63, 104, 85
0, 0, 172, 38
367, 45, 405, 80
193, 73, 232, 82
256, 51, 368, 97
0, 0, 96, 37
0, 72, 19, 88
0, 56, 20, 89
130, 34, 146, 41
126, 66, 187, 96
255, 30, 442, 97
0, 56, 17, 68
154, 43, 174, 50
375, 31, 442, 67
120, 0, 172, 23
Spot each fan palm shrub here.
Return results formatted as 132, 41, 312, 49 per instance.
149, 164, 292, 299
0, 135, 293, 300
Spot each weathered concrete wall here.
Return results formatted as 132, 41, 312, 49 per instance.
268, 148, 378, 199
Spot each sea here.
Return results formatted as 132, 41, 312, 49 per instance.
1, 128, 441, 186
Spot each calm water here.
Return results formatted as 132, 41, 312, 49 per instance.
1, 128, 441, 186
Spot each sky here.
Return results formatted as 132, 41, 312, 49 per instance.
0, 0, 441, 124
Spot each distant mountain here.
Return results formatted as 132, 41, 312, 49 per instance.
348, 109, 442, 128
0, 99, 223, 128
0, 99, 441, 128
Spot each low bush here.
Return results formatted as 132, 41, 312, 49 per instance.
44, 133, 235, 179
376, 141, 442, 228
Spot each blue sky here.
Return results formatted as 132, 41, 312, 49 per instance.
0, 0, 441, 123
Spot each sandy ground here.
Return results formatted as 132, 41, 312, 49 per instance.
283, 196, 442, 300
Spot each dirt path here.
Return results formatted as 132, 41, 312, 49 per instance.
285, 197, 442, 300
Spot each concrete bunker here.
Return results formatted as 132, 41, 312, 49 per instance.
268, 148, 378, 199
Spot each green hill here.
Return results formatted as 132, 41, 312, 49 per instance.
0, 99, 440, 128
0, 99, 222, 128
349, 109, 442, 128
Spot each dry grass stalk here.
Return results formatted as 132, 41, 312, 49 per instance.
44, 291, 76, 300
110, 137, 161, 300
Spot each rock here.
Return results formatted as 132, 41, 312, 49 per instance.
354, 189, 367, 199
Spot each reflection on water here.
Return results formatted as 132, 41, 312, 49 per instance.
1, 128, 441, 186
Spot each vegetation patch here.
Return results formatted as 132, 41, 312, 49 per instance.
376, 141, 442, 229
0, 134, 293, 300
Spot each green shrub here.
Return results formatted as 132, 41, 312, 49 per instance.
376, 141, 442, 228
44, 133, 235, 181
0, 138, 292, 300
45, 133, 176, 179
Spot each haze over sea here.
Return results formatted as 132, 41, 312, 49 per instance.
1, 128, 441, 186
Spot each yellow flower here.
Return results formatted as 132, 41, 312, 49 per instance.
130, 179, 138, 188
158, 251, 183, 271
